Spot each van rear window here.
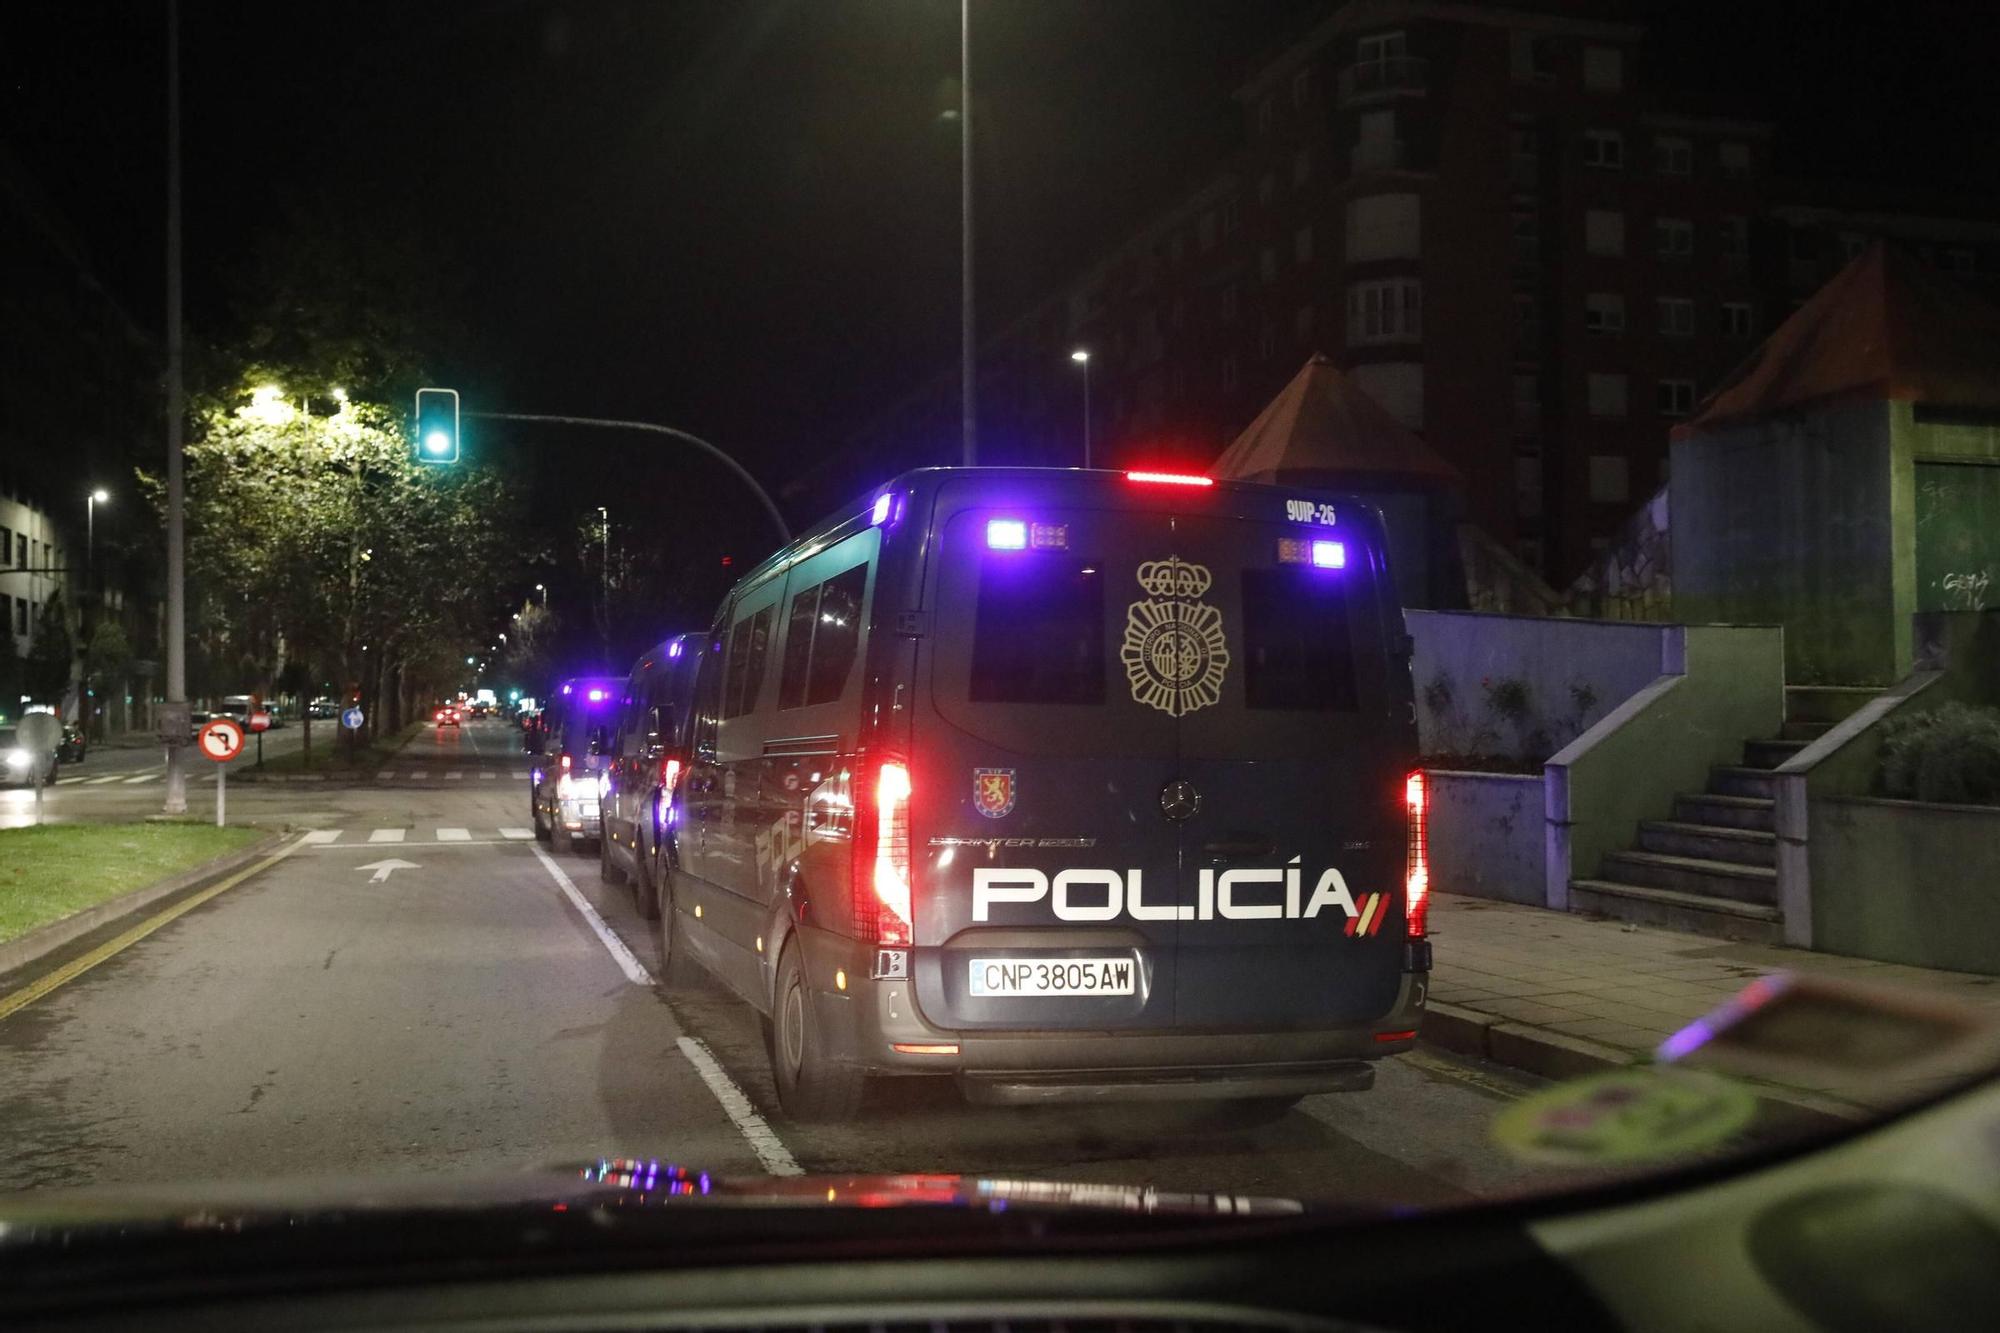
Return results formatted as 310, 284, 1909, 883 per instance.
969, 558, 1105, 705
1240, 567, 1359, 711
722, 605, 773, 719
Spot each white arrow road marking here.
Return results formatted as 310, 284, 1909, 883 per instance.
368, 828, 405, 843
356, 858, 420, 883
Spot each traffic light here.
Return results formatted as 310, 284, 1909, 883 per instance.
414, 387, 461, 464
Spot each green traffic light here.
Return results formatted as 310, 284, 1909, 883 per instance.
414, 387, 461, 464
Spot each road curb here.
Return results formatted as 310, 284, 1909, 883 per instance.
0, 828, 293, 982
1420, 999, 1866, 1133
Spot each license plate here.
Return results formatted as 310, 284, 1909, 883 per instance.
967, 957, 1135, 998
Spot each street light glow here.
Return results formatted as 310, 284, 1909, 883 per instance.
1070, 349, 1090, 364
331, 386, 348, 402
466, 656, 475, 665
90, 489, 110, 503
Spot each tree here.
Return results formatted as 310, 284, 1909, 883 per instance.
83, 619, 134, 738
24, 592, 73, 706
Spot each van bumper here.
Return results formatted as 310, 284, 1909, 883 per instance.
800, 928, 1429, 1103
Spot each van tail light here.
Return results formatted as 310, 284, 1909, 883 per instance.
1405, 770, 1430, 939
660, 756, 682, 792
1124, 469, 1214, 488
852, 758, 914, 945
560, 753, 572, 774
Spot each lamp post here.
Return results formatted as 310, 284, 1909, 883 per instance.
86, 488, 109, 588
960, 0, 976, 466
535, 583, 547, 608
1069, 350, 1092, 469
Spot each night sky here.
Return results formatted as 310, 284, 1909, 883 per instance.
5, 0, 1998, 654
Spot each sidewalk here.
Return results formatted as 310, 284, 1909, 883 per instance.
1424, 892, 2000, 1120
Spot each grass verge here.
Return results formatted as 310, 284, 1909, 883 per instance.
0, 822, 266, 944
245, 722, 423, 776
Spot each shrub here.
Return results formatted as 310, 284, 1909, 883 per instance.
1877, 702, 2000, 805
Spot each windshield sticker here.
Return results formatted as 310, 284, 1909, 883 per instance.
1121, 557, 1230, 716
972, 767, 1017, 818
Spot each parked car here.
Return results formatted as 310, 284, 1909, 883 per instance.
308, 698, 338, 720
655, 466, 1427, 1121
528, 677, 621, 853
57, 722, 85, 763
599, 634, 702, 921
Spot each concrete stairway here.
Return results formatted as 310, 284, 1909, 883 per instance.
1568, 685, 1875, 941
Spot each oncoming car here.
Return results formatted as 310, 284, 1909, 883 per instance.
0, 726, 60, 786
435, 704, 461, 728
600, 634, 702, 922
658, 466, 1429, 1120
528, 676, 623, 852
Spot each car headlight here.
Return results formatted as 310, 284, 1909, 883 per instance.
4, 747, 31, 769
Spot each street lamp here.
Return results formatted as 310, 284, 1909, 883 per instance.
1069, 350, 1092, 469
535, 583, 547, 607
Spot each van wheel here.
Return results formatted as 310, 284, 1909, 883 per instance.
651, 868, 693, 985
599, 830, 625, 885
552, 821, 573, 855
770, 944, 865, 1122
631, 842, 660, 920
532, 801, 550, 843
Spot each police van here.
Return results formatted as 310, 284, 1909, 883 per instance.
599, 635, 702, 922
661, 467, 1429, 1120
528, 675, 625, 853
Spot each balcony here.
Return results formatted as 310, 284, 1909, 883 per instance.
1350, 138, 1409, 174
1338, 56, 1429, 105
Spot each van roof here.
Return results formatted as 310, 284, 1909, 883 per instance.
727, 466, 1379, 602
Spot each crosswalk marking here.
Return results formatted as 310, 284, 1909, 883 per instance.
368, 828, 406, 843
514, 771, 530, 780
500, 827, 534, 839
301, 830, 344, 845
445, 770, 463, 781
85, 774, 125, 785
123, 773, 160, 784
376, 769, 395, 781
479, 771, 497, 780
55, 776, 88, 786
437, 827, 471, 842
407, 771, 428, 780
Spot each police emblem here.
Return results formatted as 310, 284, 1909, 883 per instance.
972, 767, 1017, 818
1120, 556, 1230, 716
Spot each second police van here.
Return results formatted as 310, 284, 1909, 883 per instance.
659, 467, 1430, 1120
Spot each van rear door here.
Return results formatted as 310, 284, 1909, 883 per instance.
917, 503, 1184, 1033
1164, 507, 1410, 1029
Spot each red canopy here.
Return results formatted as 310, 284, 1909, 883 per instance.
1208, 353, 1463, 488
1678, 241, 2000, 436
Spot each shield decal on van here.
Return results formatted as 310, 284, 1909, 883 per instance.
972, 768, 1017, 818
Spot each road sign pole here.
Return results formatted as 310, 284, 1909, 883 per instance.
216, 762, 225, 828
33, 772, 44, 827
257, 730, 264, 770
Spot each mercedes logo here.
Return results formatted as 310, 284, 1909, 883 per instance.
1159, 778, 1202, 822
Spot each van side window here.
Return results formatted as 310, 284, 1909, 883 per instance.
777, 563, 869, 710
1240, 568, 1359, 711
970, 558, 1105, 704
692, 636, 724, 755
723, 605, 774, 719
806, 564, 867, 704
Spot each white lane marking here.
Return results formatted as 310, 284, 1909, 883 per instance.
676, 1036, 803, 1177
500, 827, 534, 839
478, 771, 497, 780
407, 770, 429, 780
301, 829, 344, 845
123, 772, 161, 784
307, 840, 512, 849
513, 772, 529, 781
445, 771, 463, 781
84, 775, 125, 785
368, 828, 406, 843
55, 776, 88, 786
437, 827, 471, 841
530, 844, 652, 985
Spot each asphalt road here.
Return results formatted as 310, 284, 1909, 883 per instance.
0, 720, 1600, 1208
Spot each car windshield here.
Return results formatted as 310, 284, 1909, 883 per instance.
5, 0, 1999, 1263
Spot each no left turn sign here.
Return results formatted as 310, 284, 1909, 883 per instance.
197, 718, 246, 763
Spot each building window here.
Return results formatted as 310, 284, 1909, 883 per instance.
1293, 146, 1312, 187
17, 597, 28, 634
1351, 362, 1425, 429
1511, 210, 1540, 265
1354, 109, 1399, 171
1585, 292, 1626, 335
1654, 136, 1692, 175
0, 526, 9, 567
1657, 379, 1697, 417
1509, 126, 1538, 186
1512, 292, 1540, 345
1583, 129, 1624, 169
1722, 301, 1753, 337
1292, 66, 1313, 109
1510, 31, 1548, 83
1658, 297, 1695, 337
1356, 30, 1407, 71
1588, 455, 1631, 503
1587, 372, 1629, 417
1346, 278, 1423, 345
1515, 450, 1544, 519
1221, 282, 1239, 323
1260, 247, 1278, 282
1583, 46, 1623, 92
1295, 304, 1315, 342
1585, 209, 1625, 256
1221, 354, 1239, 391
1294, 225, 1314, 264
1198, 210, 1217, 252
1345, 192, 1421, 260
1258, 172, 1275, 206
1656, 217, 1694, 258
1720, 215, 1749, 258
1719, 141, 1751, 178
